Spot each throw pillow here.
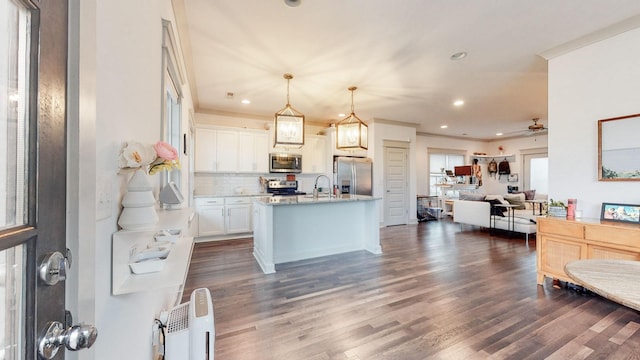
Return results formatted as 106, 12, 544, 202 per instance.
485, 199, 506, 216
513, 189, 536, 200
459, 193, 486, 201
485, 194, 509, 204
504, 193, 526, 210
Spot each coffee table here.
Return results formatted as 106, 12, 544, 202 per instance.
564, 259, 640, 311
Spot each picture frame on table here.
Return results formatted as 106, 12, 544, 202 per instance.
598, 113, 640, 181
600, 202, 640, 223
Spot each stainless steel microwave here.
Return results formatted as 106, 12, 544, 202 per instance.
269, 153, 302, 173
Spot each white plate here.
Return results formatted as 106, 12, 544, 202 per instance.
154, 229, 181, 243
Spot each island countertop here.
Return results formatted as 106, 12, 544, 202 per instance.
254, 194, 379, 206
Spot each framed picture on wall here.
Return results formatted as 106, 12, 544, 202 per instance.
600, 202, 640, 223
598, 113, 640, 181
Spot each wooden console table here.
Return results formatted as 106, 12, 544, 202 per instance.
536, 216, 640, 285
565, 259, 640, 311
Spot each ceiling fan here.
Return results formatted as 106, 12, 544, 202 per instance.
504, 118, 548, 136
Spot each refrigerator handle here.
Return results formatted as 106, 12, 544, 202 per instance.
352, 164, 357, 195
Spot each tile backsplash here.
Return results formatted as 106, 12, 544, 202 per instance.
194, 173, 332, 196
194, 174, 262, 195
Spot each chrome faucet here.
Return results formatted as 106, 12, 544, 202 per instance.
313, 175, 332, 198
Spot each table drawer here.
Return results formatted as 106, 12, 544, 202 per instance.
539, 218, 584, 239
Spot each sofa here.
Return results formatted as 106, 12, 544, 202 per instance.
452, 192, 546, 244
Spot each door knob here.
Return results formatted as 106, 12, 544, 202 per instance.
38, 321, 98, 359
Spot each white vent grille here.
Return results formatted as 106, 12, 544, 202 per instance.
166, 302, 189, 333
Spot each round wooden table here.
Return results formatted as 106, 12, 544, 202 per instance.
565, 259, 640, 311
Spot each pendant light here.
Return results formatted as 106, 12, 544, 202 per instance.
274, 73, 305, 146
336, 86, 368, 150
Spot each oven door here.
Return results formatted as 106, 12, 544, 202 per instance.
269, 154, 302, 173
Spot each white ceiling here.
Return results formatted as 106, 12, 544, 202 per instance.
178, 0, 640, 140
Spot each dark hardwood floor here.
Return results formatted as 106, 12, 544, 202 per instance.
183, 218, 640, 359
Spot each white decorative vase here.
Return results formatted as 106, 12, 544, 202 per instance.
118, 169, 158, 230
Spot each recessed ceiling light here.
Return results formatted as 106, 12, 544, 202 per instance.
440, 125, 448, 129
450, 51, 467, 61
453, 100, 464, 107
496, 132, 503, 136
338, 113, 346, 117
284, 0, 301, 7
241, 99, 251, 104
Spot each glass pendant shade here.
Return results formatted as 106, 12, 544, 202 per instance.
336, 86, 368, 150
274, 73, 304, 146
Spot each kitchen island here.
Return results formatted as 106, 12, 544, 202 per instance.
252, 195, 382, 274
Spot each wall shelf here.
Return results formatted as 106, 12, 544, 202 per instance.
111, 208, 195, 296
112, 231, 194, 295
471, 154, 515, 162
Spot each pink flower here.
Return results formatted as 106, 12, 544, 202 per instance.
118, 140, 180, 175
154, 141, 178, 161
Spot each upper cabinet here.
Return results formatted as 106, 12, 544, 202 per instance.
302, 135, 327, 174
194, 127, 217, 172
195, 125, 328, 174
215, 130, 239, 172
238, 132, 269, 173
195, 126, 269, 173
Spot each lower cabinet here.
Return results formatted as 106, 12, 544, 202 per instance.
537, 217, 640, 285
196, 198, 225, 236
224, 198, 252, 234
196, 197, 252, 237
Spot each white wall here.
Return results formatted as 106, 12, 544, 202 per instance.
72, 0, 196, 359
548, 27, 640, 218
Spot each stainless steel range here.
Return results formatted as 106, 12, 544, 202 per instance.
266, 180, 306, 196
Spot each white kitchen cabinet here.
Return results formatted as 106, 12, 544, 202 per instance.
196, 197, 225, 236
302, 135, 327, 174
195, 126, 268, 173
238, 132, 269, 173
216, 130, 239, 172
194, 128, 238, 172
225, 197, 252, 233
196, 197, 252, 237
194, 128, 216, 172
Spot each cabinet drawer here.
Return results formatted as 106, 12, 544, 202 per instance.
585, 225, 640, 248
225, 197, 252, 205
195, 198, 224, 206
539, 218, 584, 238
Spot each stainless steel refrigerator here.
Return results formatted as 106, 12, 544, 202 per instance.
334, 156, 373, 196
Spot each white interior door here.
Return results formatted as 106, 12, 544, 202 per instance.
384, 146, 408, 226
